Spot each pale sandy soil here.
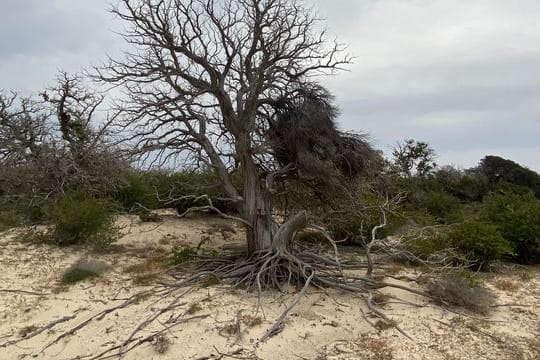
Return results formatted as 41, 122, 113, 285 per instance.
0, 211, 539, 360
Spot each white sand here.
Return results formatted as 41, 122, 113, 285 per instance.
0, 212, 538, 359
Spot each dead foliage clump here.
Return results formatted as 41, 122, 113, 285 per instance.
494, 279, 520, 292
138, 211, 163, 223
427, 272, 495, 314
374, 319, 397, 331
124, 257, 167, 285
151, 334, 170, 354
185, 303, 203, 315
325, 335, 394, 360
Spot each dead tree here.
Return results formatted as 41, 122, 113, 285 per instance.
0, 73, 126, 199
98, 0, 351, 258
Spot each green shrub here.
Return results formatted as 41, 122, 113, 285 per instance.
481, 191, 540, 264
433, 167, 489, 202
403, 226, 450, 260
115, 169, 228, 210
0, 209, 24, 231
0, 197, 49, 230
404, 221, 511, 268
169, 246, 197, 265
478, 155, 540, 198
327, 192, 404, 243
389, 176, 466, 225
405, 189, 464, 224
49, 192, 120, 251
446, 220, 512, 268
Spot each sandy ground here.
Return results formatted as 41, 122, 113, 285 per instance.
0, 211, 539, 360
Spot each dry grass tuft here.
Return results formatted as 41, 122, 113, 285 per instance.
372, 292, 392, 306
242, 315, 263, 327
374, 319, 396, 331
139, 212, 163, 223
185, 303, 203, 315
494, 279, 520, 292
384, 264, 404, 275
518, 271, 533, 282
218, 323, 239, 337
151, 334, 170, 354
427, 272, 495, 315
124, 257, 167, 285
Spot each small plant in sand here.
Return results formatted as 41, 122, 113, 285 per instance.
61, 268, 100, 285
150, 334, 170, 354
169, 246, 198, 265
125, 257, 168, 285
494, 279, 520, 292
138, 211, 163, 223
61, 259, 111, 285
185, 303, 203, 315
518, 271, 533, 282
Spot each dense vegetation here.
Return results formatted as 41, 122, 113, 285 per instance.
1, 77, 539, 267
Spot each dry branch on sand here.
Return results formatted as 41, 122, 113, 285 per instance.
30, 213, 433, 359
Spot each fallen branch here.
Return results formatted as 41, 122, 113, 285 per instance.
1, 315, 76, 348
0, 289, 50, 296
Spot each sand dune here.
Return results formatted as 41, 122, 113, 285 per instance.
1, 212, 538, 359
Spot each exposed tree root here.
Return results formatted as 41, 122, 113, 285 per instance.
3, 226, 430, 359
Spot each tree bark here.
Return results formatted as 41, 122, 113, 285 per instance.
242, 151, 274, 255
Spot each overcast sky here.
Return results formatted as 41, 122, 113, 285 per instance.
1, 0, 539, 171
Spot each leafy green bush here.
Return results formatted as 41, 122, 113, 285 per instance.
327, 192, 404, 243
433, 166, 489, 202
115, 169, 228, 210
446, 220, 512, 268
49, 192, 120, 251
406, 190, 464, 224
0, 197, 49, 230
389, 176, 466, 225
404, 220, 511, 268
478, 155, 540, 198
481, 191, 540, 264
403, 226, 450, 260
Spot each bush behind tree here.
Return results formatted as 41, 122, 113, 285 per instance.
115, 169, 229, 211
48, 191, 120, 251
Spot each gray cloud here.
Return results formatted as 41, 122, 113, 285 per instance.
1, 0, 539, 171
313, 0, 540, 171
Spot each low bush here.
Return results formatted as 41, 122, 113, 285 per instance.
48, 192, 120, 251
445, 220, 512, 268
404, 220, 511, 268
427, 270, 495, 314
481, 191, 540, 264
0, 209, 24, 231
433, 166, 489, 202
403, 226, 451, 261
327, 192, 404, 243
405, 189, 464, 224
0, 197, 49, 230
